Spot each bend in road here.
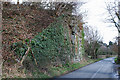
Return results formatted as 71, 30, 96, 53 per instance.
53, 57, 118, 80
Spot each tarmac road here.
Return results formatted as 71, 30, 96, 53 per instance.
53, 57, 118, 80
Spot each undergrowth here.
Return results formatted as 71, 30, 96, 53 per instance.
27, 58, 103, 78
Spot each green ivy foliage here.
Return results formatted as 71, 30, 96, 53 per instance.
81, 28, 85, 55
31, 20, 72, 67
11, 16, 73, 67
11, 41, 28, 60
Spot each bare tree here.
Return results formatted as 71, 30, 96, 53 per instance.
84, 26, 102, 59
105, 0, 120, 62
105, 0, 120, 32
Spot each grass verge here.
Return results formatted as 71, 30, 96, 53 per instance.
2, 58, 104, 78
30, 58, 103, 78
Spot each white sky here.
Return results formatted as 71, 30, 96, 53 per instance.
80, 0, 118, 45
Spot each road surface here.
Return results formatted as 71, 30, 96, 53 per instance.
53, 57, 118, 80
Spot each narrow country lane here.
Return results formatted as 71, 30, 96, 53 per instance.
53, 57, 118, 80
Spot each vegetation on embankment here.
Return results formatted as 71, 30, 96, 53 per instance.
2, 2, 80, 78
114, 57, 120, 76
2, 57, 103, 78
114, 57, 120, 64
2, 16, 70, 78
2, 2, 105, 79
2, 12, 85, 78
31, 58, 103, 78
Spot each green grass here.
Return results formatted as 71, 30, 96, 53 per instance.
114, 57, 117, 63
114, 57, 120, 64
30, 58, 103, 78
3, 58, 103, 78
32, 71, 49, 78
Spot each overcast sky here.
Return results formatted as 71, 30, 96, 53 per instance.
80, 0, 118, 45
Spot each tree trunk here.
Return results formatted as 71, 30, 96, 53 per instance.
118, 33, 120, 63
118, 2, 120, 63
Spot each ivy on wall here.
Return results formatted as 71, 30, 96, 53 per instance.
11, 16, 74, 67
81, 28, 85, 55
